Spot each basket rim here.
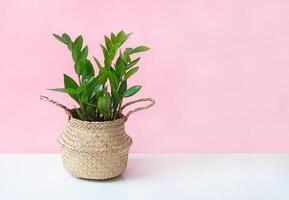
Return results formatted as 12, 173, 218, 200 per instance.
69, 112, 126, 125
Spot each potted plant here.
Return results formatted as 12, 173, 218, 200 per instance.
41, 31, 155, 180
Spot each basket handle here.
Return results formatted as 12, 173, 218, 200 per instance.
40, 95, 72, 118
121, 98, 155, 121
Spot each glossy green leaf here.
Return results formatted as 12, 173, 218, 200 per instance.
105, 36, 113, 52
72, 43, 81, 62
100, 44, 108, 58
93, 56, 102, 69
85, 105, 96, 120
125, 48, 133, 54
116, 31, 126, 43
115, 62, 126, 79
48, 87, 78, 103
123, 66, 139, 80
124, 50, 131, 63
97, 68, 108, 84
74, 59, 85, 76
81, 46, 88, 58
111, 32, 117, 44
116, 31, 132, 47
72, 36, 83, 62
118, 80, 127, 95
89, 84, 101, 101
108, 71, 118, 90
122, 85, 142, 97
48, 87, 77, 94
80, 90, 89, 103
64, 74, 78, 89
111, 87, 120, 106
63, 74, 79, 101
130, 46, 150, 54
62, 33, 72, 50
116, 56, 126, 68
52, 34, 65, 44
98, 94, 111, 118
127, 57, 140, 69
74, 35, 83, 50
81, 60, 95, 82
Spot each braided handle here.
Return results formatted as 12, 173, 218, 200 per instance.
121, 98, 155, 121
40, 95, 72, 117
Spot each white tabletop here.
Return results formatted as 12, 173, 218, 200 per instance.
0, 154, 288, 200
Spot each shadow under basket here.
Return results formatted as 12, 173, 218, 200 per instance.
40, 96, 155, 180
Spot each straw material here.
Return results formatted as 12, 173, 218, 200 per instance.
40, 95, 155, 180
59, 116, 132, 180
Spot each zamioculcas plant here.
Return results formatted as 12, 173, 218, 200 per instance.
41, 31, 155, 180
50, 31, 150, 121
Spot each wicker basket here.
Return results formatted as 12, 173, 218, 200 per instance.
40, 96, 155, 180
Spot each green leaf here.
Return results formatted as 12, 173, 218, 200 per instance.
98, 94, 111, 118
64, 74, 79, 102
97, 68, 108, 84
124, 50, 131, 63
125, 48, 133, 54
131, 46, 150, 54
53, 34, 65, 44
48, 87, 79, 103
74, 59, 85, 76
108, 71, 118, 90
74, 35, 83, 50
100, 44, 108, 58
105, 36, 113, 52
116, 56, 126, 68
89, 84, 101, 101
127, 57, 140, 69
118, 80, 127, 95
104, 92, 112, 110
123, 66, 139, 80
93, 56, 102, 69
81, 60, 95, 82
64, 74, 78, 89
72, 43, 81, 62
85, 105, 96, 120
62, 33, 72, 50
116, 31, 126, 43
122, 85, 142, 97
115, 62, 126, 79
52, 33, 73, 51
111, 87, 120, 107
116, 31, 132, 47
72, 35, 83, 62
76, 84, 87, 94
62, 33, 71, 43
81, 46, 88, 58
111, 32, 117, 44
80, 90, 89, 103
48, 88, 77, 94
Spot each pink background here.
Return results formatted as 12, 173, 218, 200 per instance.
1, 0, 289, 153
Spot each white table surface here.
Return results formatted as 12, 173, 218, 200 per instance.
0, 153, 289, 200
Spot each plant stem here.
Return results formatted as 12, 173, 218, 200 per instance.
77, 94, 87, 120
114, 98, 123, 119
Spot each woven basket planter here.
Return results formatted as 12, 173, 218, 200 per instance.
41, 96, 154, 180
59, 115, 132, 179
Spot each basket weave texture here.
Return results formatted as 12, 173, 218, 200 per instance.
59, 116, 132, 180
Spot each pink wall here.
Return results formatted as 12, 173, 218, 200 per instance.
1, 0, 289, 153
